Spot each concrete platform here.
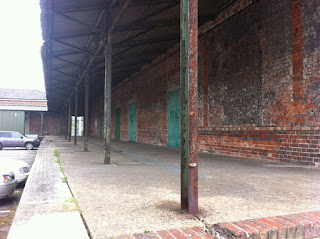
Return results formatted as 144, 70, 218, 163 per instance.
7, 138, 89, 239
48, 136, 320, 238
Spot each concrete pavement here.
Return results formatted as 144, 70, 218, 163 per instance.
7, 138, 89, 239
8, 135, 320, 238
51, 136, 320, 238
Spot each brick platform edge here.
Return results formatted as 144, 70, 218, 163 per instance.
212, 211, 320, 239
108, 227, 216, 239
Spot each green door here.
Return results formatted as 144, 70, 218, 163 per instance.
129, 103, 137, 141
115, 108, 121, 140
99, 113, 103, 138
168, 90, 181, 148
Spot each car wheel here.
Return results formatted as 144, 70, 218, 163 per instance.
0, 143, 2, 150
25, 142, 34, 150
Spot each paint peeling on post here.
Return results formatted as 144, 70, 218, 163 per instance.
84, 74, 89, 152
68, 101, 71, 142
41, 112, 44, 136
64, 106, 68, 140
74, 87, 78, 145
104, 6, 112, 164
180, 0, 199, 215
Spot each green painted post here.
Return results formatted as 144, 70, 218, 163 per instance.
41, 112, 44, 136
74, 87, 78, 145
104, 6, 112, 164
68, 101, 71, 142
180, 0, 199, 214
180, 0, 190, 211
64, 106, 68, 140
84, 74, 89, 151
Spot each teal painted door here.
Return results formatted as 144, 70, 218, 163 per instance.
99, 113, 103, 138
129, 103, 137, 141
115, 108, 121, 140
168, 90, 181, 148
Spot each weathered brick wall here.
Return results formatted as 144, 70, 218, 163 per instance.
89, 0, 320, 166
30, 112, 61, 135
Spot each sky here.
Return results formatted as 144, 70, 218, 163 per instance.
0, 0, 45, 93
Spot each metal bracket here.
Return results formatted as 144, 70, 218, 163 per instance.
189, 163, 197, 168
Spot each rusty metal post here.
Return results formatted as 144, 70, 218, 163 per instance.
41, 112, 44, 136
84, 74, 89, 151
104, 6, 112, 164
68, 101, 71, 142
74, 87, 78, 145
64, 107, 68, 140
180, 0, 199, 215
60, 111, 63, 137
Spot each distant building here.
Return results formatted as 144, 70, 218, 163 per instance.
0, 88, 47, 135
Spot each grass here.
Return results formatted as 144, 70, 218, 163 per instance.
64, 197, 81, 212
53, 149, 60, 157
61, 176, 68, 183
50, 142, 81, 212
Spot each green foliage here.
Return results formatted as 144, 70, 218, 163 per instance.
62, 176, 68, 183
53, 149, 60, 157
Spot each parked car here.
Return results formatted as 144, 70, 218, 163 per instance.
0, 131, 40, 150
0, 159, 30, 183
0, 170, 16, 199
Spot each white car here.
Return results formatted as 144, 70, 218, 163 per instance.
0, 159, 30, 184
0, 170, 16, 199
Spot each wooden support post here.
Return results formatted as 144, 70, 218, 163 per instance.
84, 74, 89, 151
104, 6, 112, 164
74, 87, 78, 145
180, 0, 199, 215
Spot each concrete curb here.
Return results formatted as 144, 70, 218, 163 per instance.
7, 137, 89, 239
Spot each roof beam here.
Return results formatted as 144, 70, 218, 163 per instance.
52, 32, 94, 40
51, 39, 93, 55
115, 37, 176, 48
54, 6, 107, 13
115, 19, 179, 32
51, 11, 105, 35
52, 69, 79, 80
113, 2, 178, 34
50, 88, 70, 97
74, 0, 131, 88
52, 56, 86, 69
52, 50, 83, 57
129, 0, 179, 6
51, 77, 77, 87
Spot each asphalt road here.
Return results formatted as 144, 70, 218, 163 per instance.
0, 148, 38, 238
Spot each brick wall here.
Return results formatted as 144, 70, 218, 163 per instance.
29, 112, 61, 136
89, 0, 320, 166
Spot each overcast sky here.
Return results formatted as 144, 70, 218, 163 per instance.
0, 0, 45, 92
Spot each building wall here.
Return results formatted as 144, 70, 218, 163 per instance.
89, 0, 320, 166
29, 112, 61, 136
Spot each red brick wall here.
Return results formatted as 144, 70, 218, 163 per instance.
89, 0, 320, 166
0, 100, 47, 106
29, 112, 61, 135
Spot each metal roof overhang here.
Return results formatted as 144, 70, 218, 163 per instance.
41, 0, 237, 112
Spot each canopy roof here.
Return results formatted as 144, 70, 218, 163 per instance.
41, 0, 236, 111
